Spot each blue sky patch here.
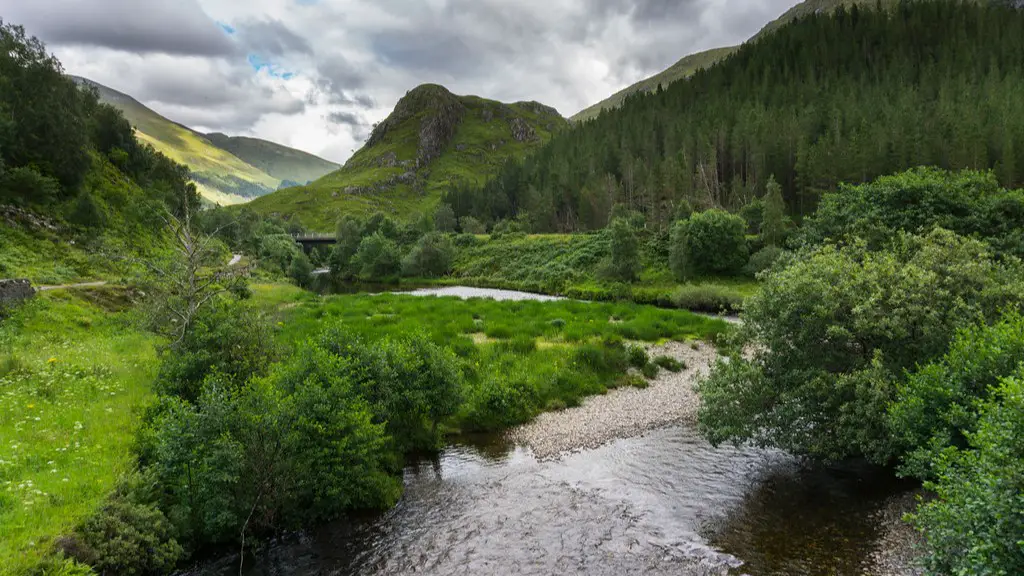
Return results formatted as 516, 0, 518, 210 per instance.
217, 22, 236, 35
248, 54, 297, 80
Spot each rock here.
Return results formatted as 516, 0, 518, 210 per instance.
481, 109, 494, 122
0, 279, 35, 303
377, 151, 399, 167
0, 205, 59, 231
509, 117, 537, 142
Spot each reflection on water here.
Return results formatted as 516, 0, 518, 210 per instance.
193, 426, 908, 576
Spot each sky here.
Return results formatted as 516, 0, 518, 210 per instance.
1, 0, 801, 164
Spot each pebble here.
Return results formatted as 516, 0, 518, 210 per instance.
862, 491, 926, 576
508, 340, 717, 460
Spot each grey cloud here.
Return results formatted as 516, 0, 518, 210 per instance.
3, 0, 234, 56
327, 111, 361, 126
236, 18, 312, 56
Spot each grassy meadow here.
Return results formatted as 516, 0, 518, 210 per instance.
0, 289, 160, 574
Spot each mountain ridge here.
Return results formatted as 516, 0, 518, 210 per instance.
73, 76, 339, 205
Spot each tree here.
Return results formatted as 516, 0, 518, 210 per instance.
459, 216, 486, 234
670, 209, 749, 279
401, 232, 455, 277
288, 250, 314, 288
433, 204, 457, 233
697, 229, 1024, 462
353, 232, 401, 280
761, 175, 787, 247
607, 217, 640, 281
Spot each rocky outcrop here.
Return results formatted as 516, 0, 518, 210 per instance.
509, 117, 537, 142
0, 279, 35, 303
342, 171, 419, 196
418, 97, 465, 163
1, 205, 59, 231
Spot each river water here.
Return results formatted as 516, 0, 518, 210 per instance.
194, 287, 909, 576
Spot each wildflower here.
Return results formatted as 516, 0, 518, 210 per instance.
47, 358, 57, 364
26, 404, 34, 409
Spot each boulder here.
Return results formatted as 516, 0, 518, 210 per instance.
0, 279, 35, 303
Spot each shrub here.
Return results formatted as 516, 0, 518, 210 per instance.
909, 375, 1024, 576
401, 232, 455, 277
743, 246, 788, 277
0, 163, 61, 207
459, 216, 487, 235
353, 232, 402, 280
653, 356, 684, 372
462, 371, 540, 430
618, 373, 648, 389
671, 284, 744, 312
71, 488, 182, 575
670, 209, 749, 280
627, 345, 649, 369
641, 362, 660, 379
156, 299, 276, 403
697, 228, 1024, 462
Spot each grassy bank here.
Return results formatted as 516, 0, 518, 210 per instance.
262, 284, 728, 430
0, 289, 160, 574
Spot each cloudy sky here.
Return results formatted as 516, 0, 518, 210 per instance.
2, 0, 800, 164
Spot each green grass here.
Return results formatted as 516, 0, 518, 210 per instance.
262, 286, 727, 431
244, 85, 567, 230
0, 289, 161, 575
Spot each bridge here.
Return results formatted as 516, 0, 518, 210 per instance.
293, 233, 337, 253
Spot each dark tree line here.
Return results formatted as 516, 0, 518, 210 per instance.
444, 1, 1024, 231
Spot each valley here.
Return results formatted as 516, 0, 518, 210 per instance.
2, 1, 1023, 575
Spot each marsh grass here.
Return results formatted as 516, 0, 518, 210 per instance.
0, 291, 160, 574
266, 288, 726, 432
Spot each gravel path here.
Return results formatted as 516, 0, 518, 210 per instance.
862, 491, 926, 576
508, 340, 718, 459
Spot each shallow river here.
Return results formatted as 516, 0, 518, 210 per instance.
195, 287, 908, 575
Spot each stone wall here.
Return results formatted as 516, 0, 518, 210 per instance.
0, 279, 35, 303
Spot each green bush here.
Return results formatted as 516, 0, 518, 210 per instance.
653, 355, 684, 372
889, 311, 1024, 478
606, 217, 640, 281
670, 209, 749, 280
354, 232, 401, 280
155, 299, 277, 403
641, 362, 660, 379
462, 371, 540, 430
459, 216, 487, 235
0, 165, 61, 206
697, 228, 1024, 462
909, 375, 1024, 576
627, 345, 649, 368
744, 246, 788, 277
671, 284, 744, 312
402, 232, 455, 277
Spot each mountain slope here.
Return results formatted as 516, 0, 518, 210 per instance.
203, 133, 339, 186
570, 0, 912, 122
74, 77, 337, 205
245, 84, 567, 230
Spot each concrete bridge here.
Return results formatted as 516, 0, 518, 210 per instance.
293, 233, 336, 253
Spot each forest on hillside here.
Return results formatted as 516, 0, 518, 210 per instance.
444, 1, 1024, 231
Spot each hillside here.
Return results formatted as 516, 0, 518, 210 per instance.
74, 77, 337, 205
570, 0, 908, 122
203, 133, 339, 186
453, 1, 1024, 231
245, 84, 567, 230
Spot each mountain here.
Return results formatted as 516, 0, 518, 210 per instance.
570, 0, 908, 122
452, 1, 1024, 232
245, 84, 567, 230
74, 77, 338, 205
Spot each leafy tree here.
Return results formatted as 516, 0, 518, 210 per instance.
761, 175, 787, 247
353, 232, 401, 280
889, 311, 1024, 478
0, 165, 60, 206
402, 232, 455, 277
607, 217, 640, 281
673, 199, 693, 222
697, 229, 1024, 461
909, 375, 1024, 576
433, 204, 457, 233
460, 216, 486, 234
288, 250, 314, 288
669, 209, 748, 279
258, 234, 302, 276
329, 215, 363, 279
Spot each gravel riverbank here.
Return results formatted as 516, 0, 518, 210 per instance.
863, 491, 926, 576
508, 340, 718, 459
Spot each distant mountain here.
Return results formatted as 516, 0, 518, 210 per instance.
73, 77, 338, 205
570, 0, 913, 122
245, 84, 567, 230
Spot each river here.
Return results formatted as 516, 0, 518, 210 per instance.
192, 287, 910, 576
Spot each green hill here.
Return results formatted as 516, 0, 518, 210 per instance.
570, 0, 911, 123
73, 77, 337, 205
203, 133, 338, 186
245, 84, 566, 230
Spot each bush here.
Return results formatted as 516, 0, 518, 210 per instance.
353, 232, 401, 280
671, 284, 744, 312
909, 375, 1024, 576
0, 165, 61, 206
401, 232, 455, 277
670, 209, 749, 280
459, 216, 487, 235
743, 246, 788, 277
653, 355, 684, 372
697, 228, 1024, 462
627, 345, 649, 368
156, 299, 276, 403
462, 371, 540, 430
641, 362, 660, 379
889, 311, 1024, 478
